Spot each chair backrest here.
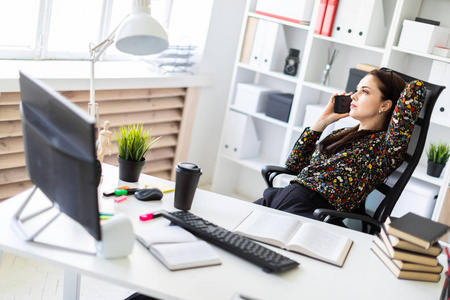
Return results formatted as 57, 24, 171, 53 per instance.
366, 68, 445, 231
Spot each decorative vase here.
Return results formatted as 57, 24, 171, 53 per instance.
426, 160, 445, 178
117, 155, 145, 182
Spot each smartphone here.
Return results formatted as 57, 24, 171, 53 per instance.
334, 95, 352, 114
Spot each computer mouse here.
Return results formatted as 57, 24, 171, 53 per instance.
135, 188, 163, 201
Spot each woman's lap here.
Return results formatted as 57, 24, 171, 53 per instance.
254, 183, 334, 219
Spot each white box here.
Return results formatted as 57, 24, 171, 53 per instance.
389, 174, 439, 219
432, 46, 450, 58
303, 104, 333, 140
398, 20, 450, 54
234, 83, 279, 113
255, 0, 314, 23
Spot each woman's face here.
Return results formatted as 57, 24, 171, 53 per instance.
349, 74, 387, 123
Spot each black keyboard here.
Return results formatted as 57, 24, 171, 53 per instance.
161, 210, 299, 273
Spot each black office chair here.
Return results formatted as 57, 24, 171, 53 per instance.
261, 68, 446, 234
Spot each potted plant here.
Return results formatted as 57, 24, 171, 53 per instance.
426, 142, 450, 178
114, 123, 160, 182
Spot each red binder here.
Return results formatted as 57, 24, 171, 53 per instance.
314, 0, 329, 34
321, 0, 339, 36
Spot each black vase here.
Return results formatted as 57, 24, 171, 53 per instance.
426, 160, 445, 178
118, 155, 145, 182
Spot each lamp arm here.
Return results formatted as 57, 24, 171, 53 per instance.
88, 14, 130, 122
89, 13, 130, 62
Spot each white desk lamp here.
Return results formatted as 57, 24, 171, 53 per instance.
88, 0, 169, 130
88, 0, 168, 258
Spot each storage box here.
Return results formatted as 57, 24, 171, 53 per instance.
234, 83, 279, 113
432, 46, 450, 58
389, 174, 439, 219
255, 0, 314, 23
398, 20, 450, 54
345, 68, 368, 93
303, 104, 333, 140
265, 93, 294, 122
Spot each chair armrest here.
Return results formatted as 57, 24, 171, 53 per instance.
313, 208, 382, 232
261, 165, 297, 187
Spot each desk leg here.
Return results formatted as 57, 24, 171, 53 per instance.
63, 270, 81, 300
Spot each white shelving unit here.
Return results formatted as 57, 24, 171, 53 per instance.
212, 0, 450, 221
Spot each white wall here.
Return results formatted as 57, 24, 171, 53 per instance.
186, 0, 247, 186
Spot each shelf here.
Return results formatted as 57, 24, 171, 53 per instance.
230, 106, 290, 128
221, 154, 279, 172
237, 63, 299, 83
302, 81, 342, 93
431, 119, 450, 128
392, 46, 450, 64
313, 34, 385, 54
247, 12, 310, 31
397, 163, 446, 187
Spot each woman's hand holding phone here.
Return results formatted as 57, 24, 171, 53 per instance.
310, 93, 351, 132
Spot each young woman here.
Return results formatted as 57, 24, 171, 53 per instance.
254, 69, 427, 219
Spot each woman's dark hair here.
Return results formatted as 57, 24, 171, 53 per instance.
319, 69, 406, 154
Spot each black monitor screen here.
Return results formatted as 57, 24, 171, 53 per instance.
19, 71, 101, 241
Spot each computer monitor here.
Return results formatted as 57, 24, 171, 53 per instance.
12, 71, 101, 242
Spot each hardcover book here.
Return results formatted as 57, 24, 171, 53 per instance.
233, 210, 353, 267
371, 242, 441, 282
387, 212, 449, 249
380, 225, 442, 257
136, 225, 221, 271
373, 234, 438, 267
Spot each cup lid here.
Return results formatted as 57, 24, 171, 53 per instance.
177, 162, 202, 174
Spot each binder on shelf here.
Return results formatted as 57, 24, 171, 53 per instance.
260, 21, 288, 72
314, 0, 328, 34
248, 19, 268, 69
249, 19, 288, 72
320, 0, 339, 37
222, 110, 261, 159
240, 17, 259, 64
331, 0, 386, 46
255, 0, 314, 24
428, 60, 450, 125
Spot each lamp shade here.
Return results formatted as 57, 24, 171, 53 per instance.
115, 3, 169, 55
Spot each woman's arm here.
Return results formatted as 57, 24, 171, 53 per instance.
285, 93, 351, 172
384, 80, 426, 160
285, 128, 322, 173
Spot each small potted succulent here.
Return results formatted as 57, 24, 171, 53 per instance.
426, 142, 450, 178
114, 123, 160, 182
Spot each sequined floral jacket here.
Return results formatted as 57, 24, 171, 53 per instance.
286, 80, 426, 212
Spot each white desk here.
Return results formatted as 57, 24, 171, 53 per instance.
0, 164, 447, 300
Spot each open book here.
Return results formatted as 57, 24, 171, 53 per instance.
233, 210, 353, 267
136, 225, 221, 271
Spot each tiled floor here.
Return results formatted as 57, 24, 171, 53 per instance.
0, 252, 135, 300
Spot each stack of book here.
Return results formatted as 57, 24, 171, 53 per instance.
371, 212, 450, 282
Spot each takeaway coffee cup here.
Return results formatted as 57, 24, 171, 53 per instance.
174, 162, 202, 210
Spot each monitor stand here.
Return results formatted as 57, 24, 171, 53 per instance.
10, 185, 134, 259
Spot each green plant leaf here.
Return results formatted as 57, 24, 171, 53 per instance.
427, 141, 450, 164
114, 123, 161, 162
